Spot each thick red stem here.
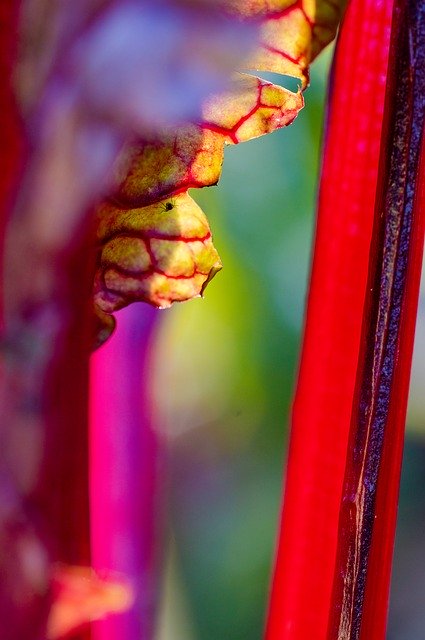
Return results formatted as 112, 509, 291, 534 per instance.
3, 159, 94, 640
35, 231, 94, 640
328, 1, 425, 637
0, 1, 24, 245
0, 3, 51, 638
264, 1, 393, 638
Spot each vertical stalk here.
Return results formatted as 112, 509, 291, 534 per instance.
265, 1, 393, 638
90, 305, 161, 640
0, 3, 53, 638
0, 0, 25, 313
3, 6, 93, 637
328, 1, 425, 637
36, 233, 93, 572
3, 143, 95, 640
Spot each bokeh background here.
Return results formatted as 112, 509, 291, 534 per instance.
144, 49, 425, 640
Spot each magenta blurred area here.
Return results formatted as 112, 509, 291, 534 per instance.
90, 304, 161, 640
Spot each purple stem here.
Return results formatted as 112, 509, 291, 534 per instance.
90, 304, 162, 640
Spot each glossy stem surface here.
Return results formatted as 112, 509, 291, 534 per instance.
328, 1, 425, 637
264, 1, 393, 638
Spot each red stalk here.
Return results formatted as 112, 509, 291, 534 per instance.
3, 8, 94, 637
2, 68, 95, 640
0, 0, 25, 310
328, 1, 425, 637
1, 203, 94, 640
361, 115, 425, 640
4, 219, 95, 640
90, 304, 162, 640
0, 2, 54, 637
265, 1, 393, 638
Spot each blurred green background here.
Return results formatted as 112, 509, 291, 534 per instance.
149, 49, 425, 640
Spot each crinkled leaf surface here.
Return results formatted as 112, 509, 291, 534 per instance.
95, 0, 346, 345
244, 0, 346, 86
110, 77, 302, 207
12, 0, 258, 287
95, 193, 222, 312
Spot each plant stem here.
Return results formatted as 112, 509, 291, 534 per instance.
90, 304, 162, 640
328, 1, 425, 637
1, 3, 53, 638
0, 1, 25, 257
264, 1, 393, 638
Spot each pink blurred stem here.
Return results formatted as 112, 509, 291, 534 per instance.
90, 304, 162, 640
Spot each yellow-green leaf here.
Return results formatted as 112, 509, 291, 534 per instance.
93, 0, 347, 345
94, 193, 222, 315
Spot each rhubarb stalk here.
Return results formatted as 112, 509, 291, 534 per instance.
265, 1, 394, 638
267, 0, 425, 637
328, 0, 425, 637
